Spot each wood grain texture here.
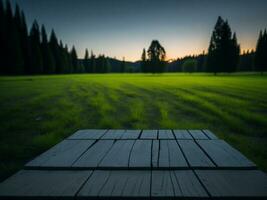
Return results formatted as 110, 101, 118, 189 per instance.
178, 140, 215, 168
68, 129, 107, 139
26, 139, 95, 168
189, 130, 209, 140
197, 139, 256, 168
158, 130, 175, 139
78, 170, 151, 198
101, 129, 126, 139
140, 130, 158, 139
129, 140, 152, 168
121, 129, 141, 139
99, 140, 135, 168
173, 130, 193, 139
72, 140, 114, 168
158, 140, 188, 168
202, 129, 218, 139
0, 170, 92, 198
196, 170, 267, 198
151, 170, 208, 198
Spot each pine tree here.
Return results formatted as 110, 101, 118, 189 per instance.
41, 25, 55, 74
71, 46, 78, 73
29, 20, 43, 74
141, 48, 147, 72
84, 48, 89, 72
19, 11, 31, 74
0, 0, 6, 74
90, 51, 96, 73
207, 16, 240, 74
49, 29, 62, 74
255, 30, 267, 74
5, 0, 24, 74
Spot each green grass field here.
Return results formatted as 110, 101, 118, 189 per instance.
0, 73, 267, 181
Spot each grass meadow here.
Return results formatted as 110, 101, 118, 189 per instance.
0, 73, 267, 181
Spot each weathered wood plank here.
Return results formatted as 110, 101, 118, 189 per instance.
158, 140, 188, 168
140, 130, 158, 139
189, 130, 209, 140
129, 140, 151, 168
197, 140, 256, 168
196, 170, 267, 198
101, 129, 126, 139
158, 130, 175, 139
0, 170, 92, 198
178, 140, 215, 168
26, 140, 95, 168
152, 140, 159, 167
99, 140, 135, 168
151, 170, 208, 198
68, 129, 107, 140
173, 129, 193, 139
202, 129, 218, 139
121, 129, 141, 139
72, 140, 114, 168
78, 170, 151, 198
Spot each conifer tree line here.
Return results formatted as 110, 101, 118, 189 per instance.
142, 16, 267, 74
0, 0, 83, 75
0, 0, 266, 75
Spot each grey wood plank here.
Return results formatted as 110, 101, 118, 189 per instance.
152, 140, 159, 167
0, 170, 92, 198
101, 129, 126, 139
121, 129, 141, 139
26, 139, 95, 168
202, 129, 218, 139
140, 129, 158, 139
78, 170, 151, 198
178, 140, 215, 168
68, 129, 107, 139
99, 140, 135, 168
197, 139, 256, 168
158, 140, 188, 168
72, 140, 114, 168
173, 129, 193, 139
129, 140, 152, 168
189, 130, 209, 140
158, 129, 175, 139
196, 170, 267, 198
151, 170, 208, 198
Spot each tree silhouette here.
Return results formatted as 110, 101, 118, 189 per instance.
84, 48, 89, 72
6, 0, 23, 74
147, 40, 166, 73
207, 16, 240, 74
141, 48, 147, 72
29, 20, 43, 74
41, 25, 55, 74
255, 30, 267, 74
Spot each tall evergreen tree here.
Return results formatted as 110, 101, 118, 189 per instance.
5, 0, 24, 74
207, 16, 240, 74
71, 46, 78, 73
49, 29, 62, 73
29, 20, 43, 74
90, 51, 96, 73
84, 48, 89, 72
0, 0, 6, 74
141, 48, 147, 72
41, 25, 55, 74
255, 30, 267, 74
19, 11, 31, 74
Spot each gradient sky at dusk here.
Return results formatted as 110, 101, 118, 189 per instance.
10, 0, 267, 61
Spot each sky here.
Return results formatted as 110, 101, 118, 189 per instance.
10, 0, 267, 61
